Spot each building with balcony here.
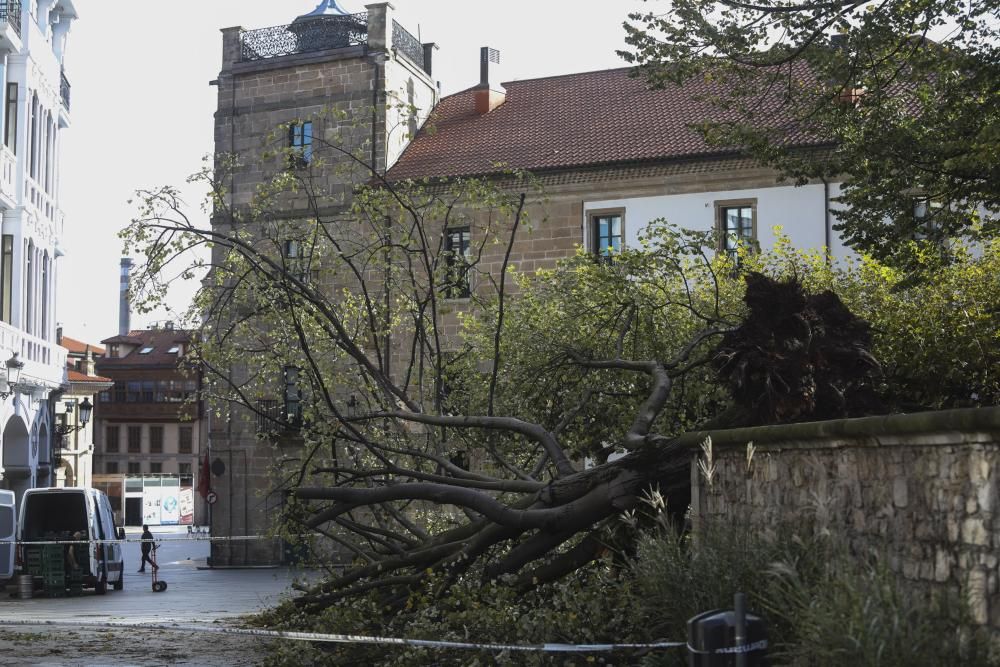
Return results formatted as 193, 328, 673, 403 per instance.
53, 332, 111, 489
92, 327, 207, 526
0, 1, 77, 503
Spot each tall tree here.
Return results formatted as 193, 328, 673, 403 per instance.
622, 0, 1000, 263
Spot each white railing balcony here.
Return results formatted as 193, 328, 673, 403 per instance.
0, 1, 22, 55
24, 177, 56, 224
0, 145, 14, 209
0, 322, 67, 389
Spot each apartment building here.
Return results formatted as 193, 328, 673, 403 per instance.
92, 326, 207, 526
0, 0, 78, 502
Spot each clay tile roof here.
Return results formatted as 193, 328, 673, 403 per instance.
97, 329, 193, 368
67, 369, 114, 384
60, 335, 106, 356
386, 66, 819, 181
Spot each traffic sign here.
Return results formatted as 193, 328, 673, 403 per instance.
206, 491, 218, 505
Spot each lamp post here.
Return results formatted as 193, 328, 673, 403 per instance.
56, 397, 93, 435
0, 352, 23, 400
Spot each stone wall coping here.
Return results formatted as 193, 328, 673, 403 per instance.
678, 406, 1000, 450
231, 45, 369, 77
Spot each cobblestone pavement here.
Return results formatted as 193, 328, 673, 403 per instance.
0, 528, 313, 665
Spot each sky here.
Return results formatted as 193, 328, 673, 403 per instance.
56, 0, 648, 343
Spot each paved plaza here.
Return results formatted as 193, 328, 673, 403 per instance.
0, 528, 312, 665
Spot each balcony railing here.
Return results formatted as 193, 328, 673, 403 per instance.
0, 1, 21, 37
240, 13, 368, 62
391, 20, 424, 69
255, 399, 304, 436
60, 69, 70, 110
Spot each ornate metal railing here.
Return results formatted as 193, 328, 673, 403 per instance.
391, 19, 424, 69
255, 399, 282, 434
0, 1, 21, 37
240, 13, 368, 62
60, 69, 70, 110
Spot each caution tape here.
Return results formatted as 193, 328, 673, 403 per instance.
0, 534, 295, 546
0, 619, 685, 653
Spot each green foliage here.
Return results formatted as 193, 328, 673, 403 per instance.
448, 224, 1000, 465
750, 234, 1000, 409
634, 519, 996, 667
257, 514, 996, 666
257, 558, 639, 666
451, 224, 743, 462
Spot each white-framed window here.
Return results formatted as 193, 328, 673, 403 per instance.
715, 199, 757, 260
588, 208, 625, 261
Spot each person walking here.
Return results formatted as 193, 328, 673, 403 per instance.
137, 524, 158, 573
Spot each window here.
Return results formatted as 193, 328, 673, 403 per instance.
1, 235, 11, 324
139, 346, 154, 354
28, 93, 37, 180
167, 346, 179, 354
149, 426, 163, 454
127, 426, 142, 453
288, 121, 313, 168
127, 462, 141, 475
716, 200, 757, 260
283, 366, 303, 426
179, 463, 192, 476
114, 382, 126, 403
25, 241, 33, 335
590, 210, 624, 260
150, 462, 162, 474
40, 253, 48, 340
99, 390, 111, 403
142, 381, 155, 402
106, 462, 119, 474
179, 426, 193, 454
5, 83, 17, 152
106, 426, 120, 454
442, 227, 471, 298
126, 381, 141, 403
913, 197, 943, 240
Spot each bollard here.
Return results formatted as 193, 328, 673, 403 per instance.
687, 592, 769, 666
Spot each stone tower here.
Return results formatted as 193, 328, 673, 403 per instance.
208, 1, 438, 565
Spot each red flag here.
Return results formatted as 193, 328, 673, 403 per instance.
197, 451, 211, 498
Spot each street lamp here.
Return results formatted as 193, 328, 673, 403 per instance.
55, 397, 94, 435
0, 352, 24, 400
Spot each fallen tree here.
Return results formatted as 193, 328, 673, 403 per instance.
123, 143, 880, 614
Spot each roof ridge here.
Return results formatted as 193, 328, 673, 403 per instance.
439, 66, 636, 103
500, 65, 634, 87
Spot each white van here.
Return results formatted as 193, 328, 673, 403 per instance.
0, 490, 14, 580
18, 487, 125, 594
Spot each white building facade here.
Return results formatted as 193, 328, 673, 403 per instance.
0, 0, 76, 502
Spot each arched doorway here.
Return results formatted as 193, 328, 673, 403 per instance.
1, 416, 31, 503
56, 459, 75, 487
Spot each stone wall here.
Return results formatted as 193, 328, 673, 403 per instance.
690, 407, 1000, 628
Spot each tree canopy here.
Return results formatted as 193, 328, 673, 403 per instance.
622, 0, 1000, 263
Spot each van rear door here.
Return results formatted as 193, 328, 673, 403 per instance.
0, 490, 14, 579
92, 491, 123, 583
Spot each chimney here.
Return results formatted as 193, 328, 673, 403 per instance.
475, 46, 505, 114
119, 258, 133, 336
83, 350, 95, 377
